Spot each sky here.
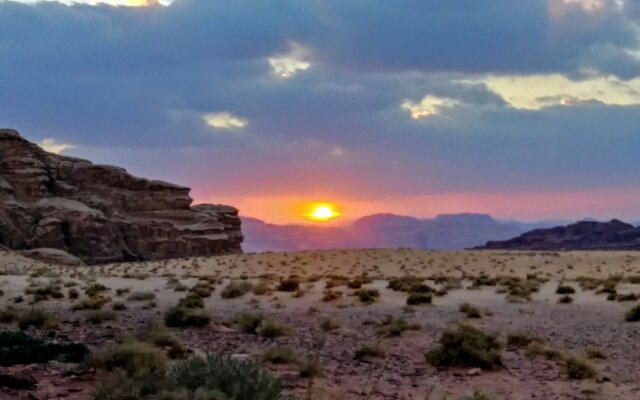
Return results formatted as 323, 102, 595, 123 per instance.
1, 0, 640, 224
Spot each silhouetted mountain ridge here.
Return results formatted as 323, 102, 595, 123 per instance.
241, 213, 556, 253
477, 219, 640, 250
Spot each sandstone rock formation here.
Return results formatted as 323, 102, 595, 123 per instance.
0, 129, 242, 263
478, 219, 640, 250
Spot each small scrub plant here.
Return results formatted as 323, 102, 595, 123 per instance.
354, 342, 385, 360
354, 288, 380, 304
298, 356, 323, 378
87, 310, 117, 324
555, 284, 576, 295
563, 355, 598, 380
277, 277, 300, 292
178, 293, 205, 309
221, 280, 253, 299
257, 320, 295, 338
169, 353, 283, 400
406, 292, 432, 305
0, 307, 17, 323
585, 347, 607, 360
164, 306, 210, 328
127, 291, 156, 302
506, 332, 545, 349
376, 316, 419, 337
18, 308, 58, 330
261, 346, 297, 364
425, 324, 503, 370
459, 303, 482, 318
320, 318, 340, 332
558, 295, 574, 304
624, 305, 640, 322
234, 312, 265, 334
89, 339, 168, 376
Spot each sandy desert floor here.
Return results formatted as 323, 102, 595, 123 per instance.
1, 249, 640, 400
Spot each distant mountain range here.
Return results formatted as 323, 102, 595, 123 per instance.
241, 213, 560, 253
477, 219, 640, 250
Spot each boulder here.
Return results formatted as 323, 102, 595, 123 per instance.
0, 129, 243, 263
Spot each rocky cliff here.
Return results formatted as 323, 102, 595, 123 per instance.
0, 129, 242, 264
478, 219, 640, 250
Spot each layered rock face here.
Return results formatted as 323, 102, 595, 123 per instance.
478, 220, 640, 250
0, 129, 242, 263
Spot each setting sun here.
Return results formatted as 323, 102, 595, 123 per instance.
305, 203, 341, 222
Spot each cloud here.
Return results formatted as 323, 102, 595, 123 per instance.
2, 0, 640, 220
203, 112, 248, 130
38, 138, 77, 154
401, 95, 459, 119
268, 42, 311, 79
479, 73, 640, 109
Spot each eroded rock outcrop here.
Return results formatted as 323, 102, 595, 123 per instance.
0, 129, 242, 263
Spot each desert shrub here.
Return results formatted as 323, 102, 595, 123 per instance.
459, 303, 482, 318
18, 308, 58, 330
72, 297, 109, 310
93, 369, 167, 400
524, 342, 564, 362
507, 332, 545, 348
90, 339, 168, 377
558, 295, 573, 304
321, 290, 341, 302
144, 324, 188, 360
616, 293, 638, 302
425, 324, 503, 370
406, 292, 432, 305
299, 356, 323, 378
563, 355, 598, 379
0, 307, 17, 323
112, 302, 127, 311
221, 281, 253, 299
252, 281, 272, 296
177, 293, 204, 309
234, 312, 264, 334
169, 353, 283, 400
261, 346, 297, 364
87, 310, 117, 324
459, 392, 497, 400
164, 306, 210, 328
85, 283, 110, 298
277, 277, 300, 292
128, 292, 156, 302
257, 321, 295, 338
585, 347, 607, 360
624, 305, 640, 322
354, 342, 385, 360
68, 288, 80, 299
354, 288, 379, 304
388, 276, 428, 293
320, 318, 340, 332
556, 284, 576, 295
189, 282, 215, 298
376, 317, 419, 337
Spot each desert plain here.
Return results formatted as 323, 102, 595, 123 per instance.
1, 248, 640, 400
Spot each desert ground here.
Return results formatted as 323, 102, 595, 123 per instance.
1, 249, 640, 400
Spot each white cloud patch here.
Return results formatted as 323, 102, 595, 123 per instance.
268, 42, 311, 79
203, 112, 248, 130
479, 73, 640, 110
38, 138, 77, 154
401, 95, 459, 119
330, 146, 344, 157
